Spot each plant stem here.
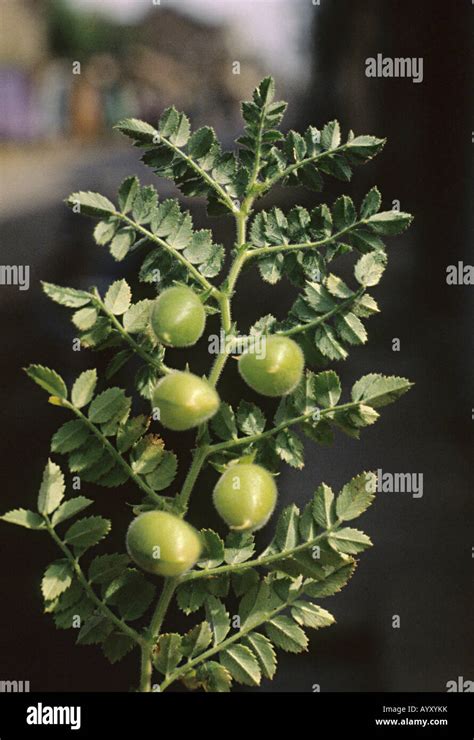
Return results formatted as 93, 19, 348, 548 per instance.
244, 219, 367, 260
91, 290, 172, 375
155, 136, 238, 215
207, 400, 361, 454
160, 600, 287, 691
276, 287, 365, 337
175, 446, 209, 513
139, 577, 178, 692
63, 401, 168, 508
115, 212, 221, 298
45, 519, 146, 648
180, 524, 339, 583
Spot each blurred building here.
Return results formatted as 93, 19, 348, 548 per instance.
0, 0, 264, 144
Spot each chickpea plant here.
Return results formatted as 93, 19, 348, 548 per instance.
1, 78, 414, 692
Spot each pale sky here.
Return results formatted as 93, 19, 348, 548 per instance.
68, 0, 312, 82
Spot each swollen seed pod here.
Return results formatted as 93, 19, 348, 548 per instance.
126, 511, 202, 576
151, 286, 206, 347
213, 463, 278, 531
152, 371, 220, 431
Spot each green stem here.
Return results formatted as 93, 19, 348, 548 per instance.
180, 524, 338, 583
156, 136, 238, 215
115, 212, 221, 298
92, 290, 172, 375
175, 446, 209, 514
259, 144, 349, 198
276, 287, 365, 338
207, 400, 361, 454
161, 557, 350, 691
245, 220, 367, 260
63, 401, 168, 509
139, 577, 178, 692
45, 519, 146, 648
160, 601, 287, 691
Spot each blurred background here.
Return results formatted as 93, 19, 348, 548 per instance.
0, 0, 472, 693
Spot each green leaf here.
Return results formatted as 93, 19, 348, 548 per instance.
42, 281, 91, 308
313, 370, 341, 408
176, 580, 208, 615
224, 532, 256, 564
274, 504, 300, 551
104, 279, 132, 315
71, 369, 97, 409
236, 401, 266, 436
205, 596, 231, 646
25, 364, 67, 399
130, 435, 164, 475
88, 388, 129, 423
265, 616, 308, 653
89, 553, 130, 585
220, 644, 261, 687
334, 311, 367, 345
77, 612, 114, 645
368, 210, 413, 235
291, 601, 335, 629
123, 300, 152, 333
64, 516, 111, 553
354, 252, 386, 287
66, 191, 115, 217
198, 530, 225, 569
72, 306, 98, 331
315, 325, 348, 361
304, 562, 356, 598
37, 460, 65, 515
110, 228, 135, 261
242, 632, 277, 679
351, 374, 413, 408
321, 120, 341, 150
104, 570, 154, 621
116, 415, 149, 453
333, 195, 356, 230
275, 429, 304, 469
41, 560, 73, 601
312, 483, 336, 528
0, 508, 44, 529
211, 403, 237, 441
182, 622, 213, 659
336, 471, 376, 521
51, 420, 89, 454
94, 219, 117, 246
328, 527, 372, 554
153, 633, 183, 676
51, 496, 93, 527
144, 450, 177, 491
102, 632, 135, 663
360, 186, 381, 218
196, 661, 232, 692
345, 135, 385, 158
67, 437, 104, 473
114, 118, 157, 142
117, 175, 139, 213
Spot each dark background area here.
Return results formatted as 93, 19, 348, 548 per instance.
0, 0, 472, 693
